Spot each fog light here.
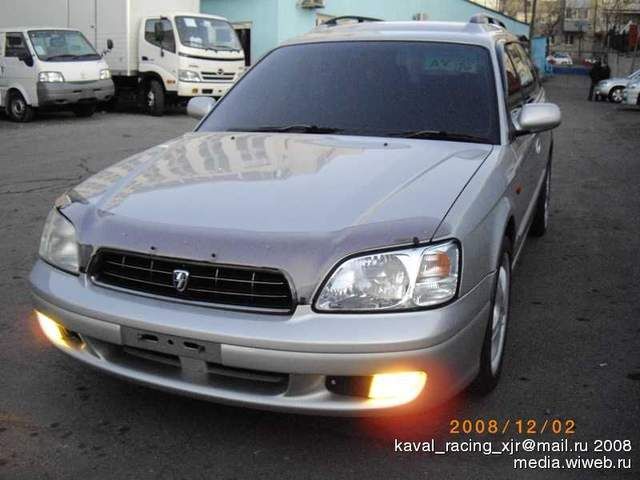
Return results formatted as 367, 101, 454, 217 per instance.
36, 311, 78, 347
368, 371, 427, 401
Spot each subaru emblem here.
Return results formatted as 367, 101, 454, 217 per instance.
172, 269, 190, 292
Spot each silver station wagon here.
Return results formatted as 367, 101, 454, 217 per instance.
31, 15, 561, 415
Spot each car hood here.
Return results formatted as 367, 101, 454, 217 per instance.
67, 132, 492, 299
600, 77, 631, 86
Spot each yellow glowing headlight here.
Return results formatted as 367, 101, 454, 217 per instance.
368, 371, 427, 401
36, 311, 70, 347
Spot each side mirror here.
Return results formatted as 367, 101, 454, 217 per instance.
19, 52, 34, 67
154, 22, 165, 43
514, 103, 561, 136
107, 38, 114, 50
187, 96, 215, 119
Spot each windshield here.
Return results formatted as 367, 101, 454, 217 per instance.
199, 42, 500, 144
28, 30, 99, 61
175, 16, 241, 51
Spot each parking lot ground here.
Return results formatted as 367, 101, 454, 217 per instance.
0, 76, 639, 479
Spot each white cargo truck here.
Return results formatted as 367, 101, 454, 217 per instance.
0, 0, 245, 116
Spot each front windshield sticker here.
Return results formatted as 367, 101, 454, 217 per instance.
183, 17, 197, 28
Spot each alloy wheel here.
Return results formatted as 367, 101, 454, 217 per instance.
490, 256, 510, 375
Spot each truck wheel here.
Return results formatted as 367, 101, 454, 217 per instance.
72, 103, 96, 118
146, 79, 165, 116
529, 161, 551, 237
471, 238, 512, 395
7, 91, 35, 122
609, 87, 624, 103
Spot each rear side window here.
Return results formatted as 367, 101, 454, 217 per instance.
502, 50, 522, 107
5, 32, 29, 57
505, 43, 539, 98
144, 19, 176, 52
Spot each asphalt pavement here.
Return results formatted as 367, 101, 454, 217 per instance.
0, 76, 639, 479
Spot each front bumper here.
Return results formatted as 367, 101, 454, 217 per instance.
30, 259, 493, 415
37, 79, 115, 106
622, 87, 640, 105
594, 83, 612, 97
177, 80, 234, 98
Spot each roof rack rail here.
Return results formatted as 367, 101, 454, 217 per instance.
469, 13, 506, 29
322, 15, 382, 27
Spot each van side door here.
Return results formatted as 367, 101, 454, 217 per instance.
2, 32, 38, 106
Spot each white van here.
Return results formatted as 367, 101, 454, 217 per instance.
0, 28, 114, 122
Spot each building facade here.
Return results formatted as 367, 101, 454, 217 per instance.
201, 0, 529, 64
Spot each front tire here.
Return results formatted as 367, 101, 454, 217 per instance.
145, 79, 165, 116
472, 238, 512, 395
609, 87, 624, 103
7, 91, 35, 122
530, 162, 551, 237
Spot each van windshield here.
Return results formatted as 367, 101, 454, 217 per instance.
199, 42, 500, 144
28, 30, 99, 61
175, 16, 241, 51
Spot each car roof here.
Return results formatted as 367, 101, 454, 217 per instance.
284, 20, 519, 49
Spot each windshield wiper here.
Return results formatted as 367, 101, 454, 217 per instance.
182, 40, 206, 48
231, 125, 344, 134
389, 129, 491, 144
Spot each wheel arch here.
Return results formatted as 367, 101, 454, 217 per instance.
139, 71, 166, 90
6, 84, 35, 107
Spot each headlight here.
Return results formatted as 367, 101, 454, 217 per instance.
38, 71, 65, 83
315, 241, 460, 312
99, 69, 111, 80
39, 208, 79, 274
179, 69, 201, 82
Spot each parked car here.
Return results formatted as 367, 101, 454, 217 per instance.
546, 52, 573, 66
31, 15, 561, 415
0, 28, 114, 122
622, 79, 640, 106
595, 68, 640, 103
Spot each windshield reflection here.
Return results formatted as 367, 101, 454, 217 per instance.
175, 16, 241, 51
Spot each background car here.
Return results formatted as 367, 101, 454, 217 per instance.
546, 52, 573, 66
595, 68, 640, 103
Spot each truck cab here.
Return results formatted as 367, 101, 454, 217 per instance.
0, 27, 114, 122
135, 13, 245, 115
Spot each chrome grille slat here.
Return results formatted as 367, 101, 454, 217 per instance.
188, 273, 284, 285
90, 249, 294, 313
188, 287, 288, 299
102, 271, 174, 289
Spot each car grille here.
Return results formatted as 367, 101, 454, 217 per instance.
90, 249, 294, 313
200, 71, 235, 82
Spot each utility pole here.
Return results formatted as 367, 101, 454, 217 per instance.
524, 0, 528, 23
528, 0, 538, 50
